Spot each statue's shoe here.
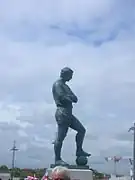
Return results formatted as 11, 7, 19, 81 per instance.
76, 150, 91, 157
55, 160, 69, 166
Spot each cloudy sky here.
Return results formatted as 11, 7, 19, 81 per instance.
0, 0, 135, 175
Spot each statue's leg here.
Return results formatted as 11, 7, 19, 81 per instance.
70, 115, 91, 157
54, 107, 71, 165
54, 124, 68, 162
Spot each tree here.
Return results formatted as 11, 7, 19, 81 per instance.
92, 169, 105, 179
0, 165, 9, 172
13, 168, 21, 177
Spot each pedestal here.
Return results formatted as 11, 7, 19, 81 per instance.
50, 164, 89, 169
47, 166, 93, 180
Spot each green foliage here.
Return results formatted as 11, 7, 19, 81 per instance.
0, 165, 9, 173
0, 165, 109, 179
92, 169, 105, 179
13, 168, 46, 178
0, 165, 46, 178
13, 168, 21, 177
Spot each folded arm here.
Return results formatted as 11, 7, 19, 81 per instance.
55, 83, 78, 103
66, 86, 78, 103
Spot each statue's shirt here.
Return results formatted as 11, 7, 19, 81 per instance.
52, 79, 78, 111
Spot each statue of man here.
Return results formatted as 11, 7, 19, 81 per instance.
52, 67, 90, 165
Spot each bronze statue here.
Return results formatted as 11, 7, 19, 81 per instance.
52, 67, 90, 165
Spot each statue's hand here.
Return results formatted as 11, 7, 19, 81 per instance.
71, 95, 78, 103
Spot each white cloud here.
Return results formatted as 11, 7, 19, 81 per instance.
18, 130, 28, 137
19, 143, 28, 151
0, 0, 113, 23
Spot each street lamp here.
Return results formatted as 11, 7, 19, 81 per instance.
128, 123, 135, 180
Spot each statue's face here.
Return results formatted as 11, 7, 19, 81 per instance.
60, 67, 73, 81
64, 72, 73, 81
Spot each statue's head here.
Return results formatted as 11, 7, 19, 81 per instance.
60, 67, 73, 82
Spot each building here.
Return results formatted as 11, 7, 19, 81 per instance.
0, 172, 10, 180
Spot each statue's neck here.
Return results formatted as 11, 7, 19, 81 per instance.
60, 77, 66, 84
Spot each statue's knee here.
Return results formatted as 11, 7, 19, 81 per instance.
83, 127, 86, 134
81, 127, 86, 135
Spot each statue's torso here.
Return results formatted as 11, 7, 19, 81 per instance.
52, 79, 73, 111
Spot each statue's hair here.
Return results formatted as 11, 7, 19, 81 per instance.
51, 166, 70, 180
60, 67, 73, 78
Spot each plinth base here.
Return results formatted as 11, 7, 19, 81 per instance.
50, 164, 89, 169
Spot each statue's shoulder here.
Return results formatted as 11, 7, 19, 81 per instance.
53, 79, 62, 88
